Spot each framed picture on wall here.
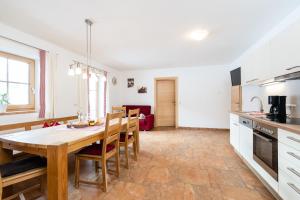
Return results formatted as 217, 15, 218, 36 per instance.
127, 78, 134, 88
138, 86, 147, 93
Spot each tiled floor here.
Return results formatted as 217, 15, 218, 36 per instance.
29, 128, 275, 199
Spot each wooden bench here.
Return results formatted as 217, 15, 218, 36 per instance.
0, 116, 77, 199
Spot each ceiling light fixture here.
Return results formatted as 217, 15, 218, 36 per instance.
68, 65, 75, 76
189, 30, 209, 41
75, 62, 82, 75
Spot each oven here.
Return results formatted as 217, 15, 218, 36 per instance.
253, 121, 278, 181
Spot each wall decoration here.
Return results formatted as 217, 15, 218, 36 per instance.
138, 86, 147, 93
127, 78, 134, 88
112, 77, 117, 85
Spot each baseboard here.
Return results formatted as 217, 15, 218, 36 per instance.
177, 127, 229, 131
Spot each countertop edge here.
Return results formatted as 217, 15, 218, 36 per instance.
231, 112, 300, 135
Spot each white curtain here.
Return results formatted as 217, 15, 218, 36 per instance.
78, 72, 89, 115
45, 52, 57, 118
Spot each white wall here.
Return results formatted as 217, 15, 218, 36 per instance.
0, 23, 121, 125
119, 66, 231, 129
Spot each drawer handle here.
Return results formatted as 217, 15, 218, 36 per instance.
286, 66, 300, 71
287, 136, 300, 144
288, 183, 300, 195
246, 78, 259, 84
287, 167, 300, 178
287, 152, 300, 161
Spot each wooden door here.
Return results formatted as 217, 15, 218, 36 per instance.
155, 79, 176, 127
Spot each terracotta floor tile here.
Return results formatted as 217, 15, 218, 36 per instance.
221, 185, 265, 200
177, 167, 210, 186
20, 128, 275, 200
145, 166, 171, 184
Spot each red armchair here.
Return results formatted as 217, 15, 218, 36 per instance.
123, 105, 154, 131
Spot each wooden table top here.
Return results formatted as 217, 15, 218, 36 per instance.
0, 118, 128, 148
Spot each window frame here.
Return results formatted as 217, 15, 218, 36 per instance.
0, 51, 35, 112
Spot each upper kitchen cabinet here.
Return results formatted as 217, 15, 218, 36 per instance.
241, 43, 271, 85
269, 19, 300, 77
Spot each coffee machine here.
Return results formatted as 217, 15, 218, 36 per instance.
267, 96, 287, 123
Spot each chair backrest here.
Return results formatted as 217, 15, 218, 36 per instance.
102, 112, 123, 153
127, 109, 140, 133
112, 106, 126, 118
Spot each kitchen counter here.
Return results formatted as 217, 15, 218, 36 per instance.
232, 111, 300, 135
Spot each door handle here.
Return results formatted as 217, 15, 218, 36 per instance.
286, 66, 300, 71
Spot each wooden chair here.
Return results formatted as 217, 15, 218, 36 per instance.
74, 112, 123, 192
119, 109, 139, 168
0, 156, 47, 200
112, 106, 126, 118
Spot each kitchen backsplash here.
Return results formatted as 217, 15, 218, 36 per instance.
242, 80, 300, 118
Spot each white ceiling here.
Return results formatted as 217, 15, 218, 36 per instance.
0, 0, 300, 70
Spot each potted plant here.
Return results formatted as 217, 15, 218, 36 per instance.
0, 93, 9, 113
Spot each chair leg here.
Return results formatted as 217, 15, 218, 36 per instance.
0, 182, 2, 200
101, 158, 108, 192
95, 161, 99, 173
133, 141, 138, 161
19, 193, 26, 200
40, 174, 46, 193
75, 156, 80, 188
115, 146, 120, 177
125, 145, 129, 169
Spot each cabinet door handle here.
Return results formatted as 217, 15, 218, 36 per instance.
287, 183, 300, 195
246, 78, 259, 84
287, 136, 300, 144
233, 123, 239, 126
253, 132, 272, 142
286, 66, 300, 71
287, 152, 300, 161
287, 167, 300, 178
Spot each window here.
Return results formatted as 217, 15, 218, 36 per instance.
0, 51, 35, 111
88, 75, 106, 119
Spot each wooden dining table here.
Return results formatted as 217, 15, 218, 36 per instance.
0, 118, 139, 200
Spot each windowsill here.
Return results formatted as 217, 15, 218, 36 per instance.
0, 110, 37, 116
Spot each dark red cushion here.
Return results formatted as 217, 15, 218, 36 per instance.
123, 105, 151, 116
120, 133, 133, 142
43, 121, 61, 128
77, 143, 115, 156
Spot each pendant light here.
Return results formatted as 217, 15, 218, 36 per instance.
75, 62, 82, 75
68, 65, 75, 76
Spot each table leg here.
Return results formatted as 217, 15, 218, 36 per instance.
0, 143, 13, 164
0, 143, 13, 197
47, 144, 68, 200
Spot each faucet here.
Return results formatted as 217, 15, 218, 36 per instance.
250, 96, 264, 113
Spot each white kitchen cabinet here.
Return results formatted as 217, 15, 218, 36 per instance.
239, 122, 253, 162
270, 19, 300, 78
241, 43, 271, 85
279, 171, 300, 200
278, 129, 300, 200
230, 114, 239, 151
